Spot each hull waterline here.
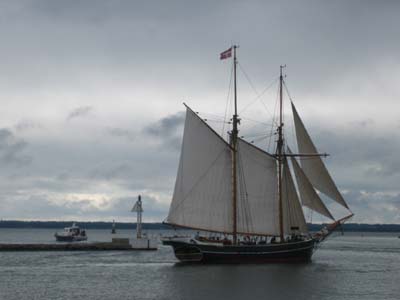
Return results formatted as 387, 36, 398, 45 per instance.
55, 235, 88, 242
162, 238, 315, 264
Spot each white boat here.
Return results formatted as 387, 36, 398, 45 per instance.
54, 223, 88, 242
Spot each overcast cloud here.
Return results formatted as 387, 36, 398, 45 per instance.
0, 0, 399, 223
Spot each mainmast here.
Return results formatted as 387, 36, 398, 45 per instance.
231, 45, 239, 244
277, 65, 285, 242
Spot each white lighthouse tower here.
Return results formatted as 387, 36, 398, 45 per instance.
131, 195, 143, 239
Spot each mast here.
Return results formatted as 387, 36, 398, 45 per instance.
278, 65, 285, 242
231, 45, 239, 244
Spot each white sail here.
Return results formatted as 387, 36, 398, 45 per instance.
236, 138, 280, 236
166, 107, 233, 233
290, 153, 335, 220
291, 102, 349, 209
281, 158, 308, 234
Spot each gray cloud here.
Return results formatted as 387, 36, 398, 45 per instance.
341, 190, 400, 224
109, 196, 170, 221
107, 128, 136, 142
311, 128, 400, 183
143, 111, 185, 150
144, 111, 185, 137
0, 128, 31, 167
89, 163, 132, 181
0, 1, 399, 223
67, 106, 93, 121
14, 119, 42, 132
0, 192, 169, 222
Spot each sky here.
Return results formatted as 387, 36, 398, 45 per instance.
0, 0, 399, 224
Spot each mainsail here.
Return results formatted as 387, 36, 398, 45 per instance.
291, 102, 349, 209
167, 107, 289, 236
166, 107, 233, 233
281, 157, 308, 234
236, 138, 280, 236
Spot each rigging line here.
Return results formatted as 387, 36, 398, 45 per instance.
222, 62, 234, 136
289, 111, 298, 154
225, 95, 233, 141
239, 77, 279, 115
207, 161, 230, 230
241, 136, 274, 147
283, 167, 289, 232
203, 119, 232, 124
237, 145, 254, 233
237, 152, 246, 232
238, 62, 259, 95
308, 208, 313, 225
283, 80, 294, 102
251, 136, 271, 144
284, 165, 295, 231
169, 148, 229, 213
282, 80, 298, 153
198, 112, 227, 119
240, 116, 273, 126
267, 84, 280, 152
241, 122, 269, 139
243, 132, 275, 138
257, 99, 278, 129
289, 164, 302, 232
241, 156, 253, 233
298, 156, 323, 161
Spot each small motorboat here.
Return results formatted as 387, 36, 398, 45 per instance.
54, 223, 88, 242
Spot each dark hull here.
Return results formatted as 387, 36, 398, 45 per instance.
163, 238, 315, 263
55, 235, 87, 242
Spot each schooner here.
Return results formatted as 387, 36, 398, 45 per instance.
162, 46, 353, 263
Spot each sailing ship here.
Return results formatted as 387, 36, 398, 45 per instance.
162, 46, 353, 263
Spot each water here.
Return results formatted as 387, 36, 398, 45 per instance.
0, 229, 399, 300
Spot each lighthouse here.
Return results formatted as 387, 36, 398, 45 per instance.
131, 195, 143, 239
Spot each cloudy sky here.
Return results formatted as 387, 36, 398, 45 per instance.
0, 0, 399, 223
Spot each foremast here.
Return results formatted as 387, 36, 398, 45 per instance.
278, 67, 353, 241
277, 65, 285, 242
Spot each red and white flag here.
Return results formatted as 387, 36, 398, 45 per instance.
220, 47, 232, 60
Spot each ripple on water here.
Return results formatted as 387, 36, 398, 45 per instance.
0, 230, 399, 300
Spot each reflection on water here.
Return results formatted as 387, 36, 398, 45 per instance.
0, 229, 399, 300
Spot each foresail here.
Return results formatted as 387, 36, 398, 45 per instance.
166, 107, 233, 233
282, 158, 308, 234
291, 102, 349, 209
236, 138, 280, 236
290, 154, 335, 220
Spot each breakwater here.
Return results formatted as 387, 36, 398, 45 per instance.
0, 241, 157, 251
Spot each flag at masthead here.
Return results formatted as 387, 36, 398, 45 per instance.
220, 47, 232, 60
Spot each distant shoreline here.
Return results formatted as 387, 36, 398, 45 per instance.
1, 220, 400, 232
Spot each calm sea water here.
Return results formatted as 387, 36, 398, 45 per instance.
0, 229, 399, 300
